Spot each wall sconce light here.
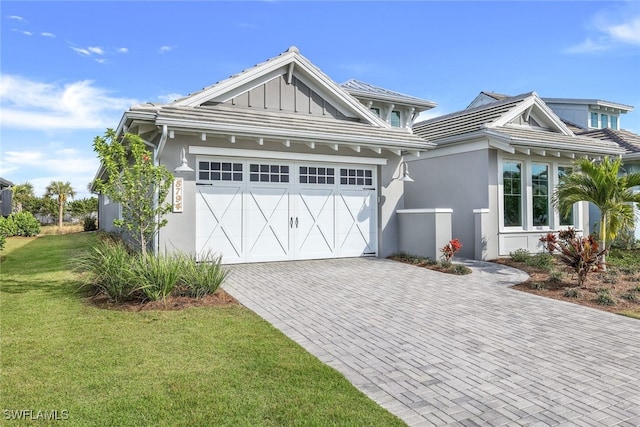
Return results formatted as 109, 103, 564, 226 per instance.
399, 161, 414, 182
173, 147, 194, 173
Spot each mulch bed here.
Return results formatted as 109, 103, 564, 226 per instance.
86, 289, 240, 311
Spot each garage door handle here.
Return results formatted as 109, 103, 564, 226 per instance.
290, 217, 293, 228
295, 217, 298, 228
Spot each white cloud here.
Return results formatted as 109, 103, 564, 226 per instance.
565, 38, 610, 54
159, 45, 173, 53
7, 15, 26, 22
604, 16, 640, 45
567, 9, 640, 53
0, 74, 138, 130
41, 32, 55, 38
13, 29, 32, 36
88, 46, 105, 55
117, 47, 128, 53
70, 46, 91, 56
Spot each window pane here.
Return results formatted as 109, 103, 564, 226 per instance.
199, 162, 209, 171
391, 110, 401, 127
591, 112, 599, 128
558, 166, 574, 225
503, 162, 522, 227
601, 114, 609, 129
532, 164, 549, 226
611, 116, 618, 130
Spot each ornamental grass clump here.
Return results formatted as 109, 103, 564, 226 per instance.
76, 239, 140, 302
135, 253, 184, 302
177, 251, 229, 298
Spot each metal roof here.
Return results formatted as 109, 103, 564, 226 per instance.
341, 79, 437, 110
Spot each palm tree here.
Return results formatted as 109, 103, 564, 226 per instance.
44, 181, 76, 229
553, 156, 640, 267
11, 182, 35, 212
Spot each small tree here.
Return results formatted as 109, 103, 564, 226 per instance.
45, 181, 76, 229
92, 129, 173, 256
553, 157, 640, 269
11, 182, 35, 213
69, 197, 98, 219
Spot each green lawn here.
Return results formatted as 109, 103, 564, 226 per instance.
0, 233, 405, 426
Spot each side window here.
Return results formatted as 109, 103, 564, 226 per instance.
503, 161, 522, 227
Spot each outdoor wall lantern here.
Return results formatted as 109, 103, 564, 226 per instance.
399, 161, 414, 182
173, 147, 194, 173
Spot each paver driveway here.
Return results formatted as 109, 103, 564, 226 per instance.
223, 258, 640, 426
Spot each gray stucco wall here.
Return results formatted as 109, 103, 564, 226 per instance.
97, 193, 121, 233
404, 149, 491, 259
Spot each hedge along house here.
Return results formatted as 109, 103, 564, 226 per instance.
407, 91, 625, 260
95, 46, 437, 263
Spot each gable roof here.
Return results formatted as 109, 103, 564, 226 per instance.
117, 47, 433, 154
172, 46, 388, 128
340, 79, 437, 110
0, 177, 13, 189
413, 92, 624, 157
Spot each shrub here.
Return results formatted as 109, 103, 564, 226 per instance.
601, 271, 619, 285
557, 235, 605, 287
558, 227, 577, 243
0, 216, 18, 237
620, 292, 638, 302
0, 233, 5, 251
549, 270, 564, 283
134, 253, 184, 302
76, 239, 140, 302
11, 212, 41, 236
539, 233, 558, 254
178, 252, 229, 298
83, 216, 98, 232
595, 288, 616, 306
440, 239, 462, 263
509, 248, 530, 262
525, 253, 554, 270
563, 288, 581, 298
530, 282, 547, 290
450, 264, 472, 275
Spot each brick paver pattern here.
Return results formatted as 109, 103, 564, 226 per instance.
224, 258, 640, 426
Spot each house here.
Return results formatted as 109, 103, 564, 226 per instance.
96, 47, 631, 263
96, 46, 437, 263
408, 92, 625, 259
0, 177, 14, 217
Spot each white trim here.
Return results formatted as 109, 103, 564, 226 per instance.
473, 208, 490, 214
189, 146, 387, 165
396, 208, 453, 214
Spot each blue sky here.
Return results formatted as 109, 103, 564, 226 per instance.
1, 1, 639, 199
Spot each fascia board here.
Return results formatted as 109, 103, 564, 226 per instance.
157, 118, 432, 150
510, 139, 625, 156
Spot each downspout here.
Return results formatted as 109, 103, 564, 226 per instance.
154, 125, 169, 254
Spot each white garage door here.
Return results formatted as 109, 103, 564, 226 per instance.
195, 158, 377, 263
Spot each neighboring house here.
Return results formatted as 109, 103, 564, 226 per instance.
408, 92, 625, 259
0, 177, 14, 217
95, 46, 437, 263
577, 128, 640, 240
